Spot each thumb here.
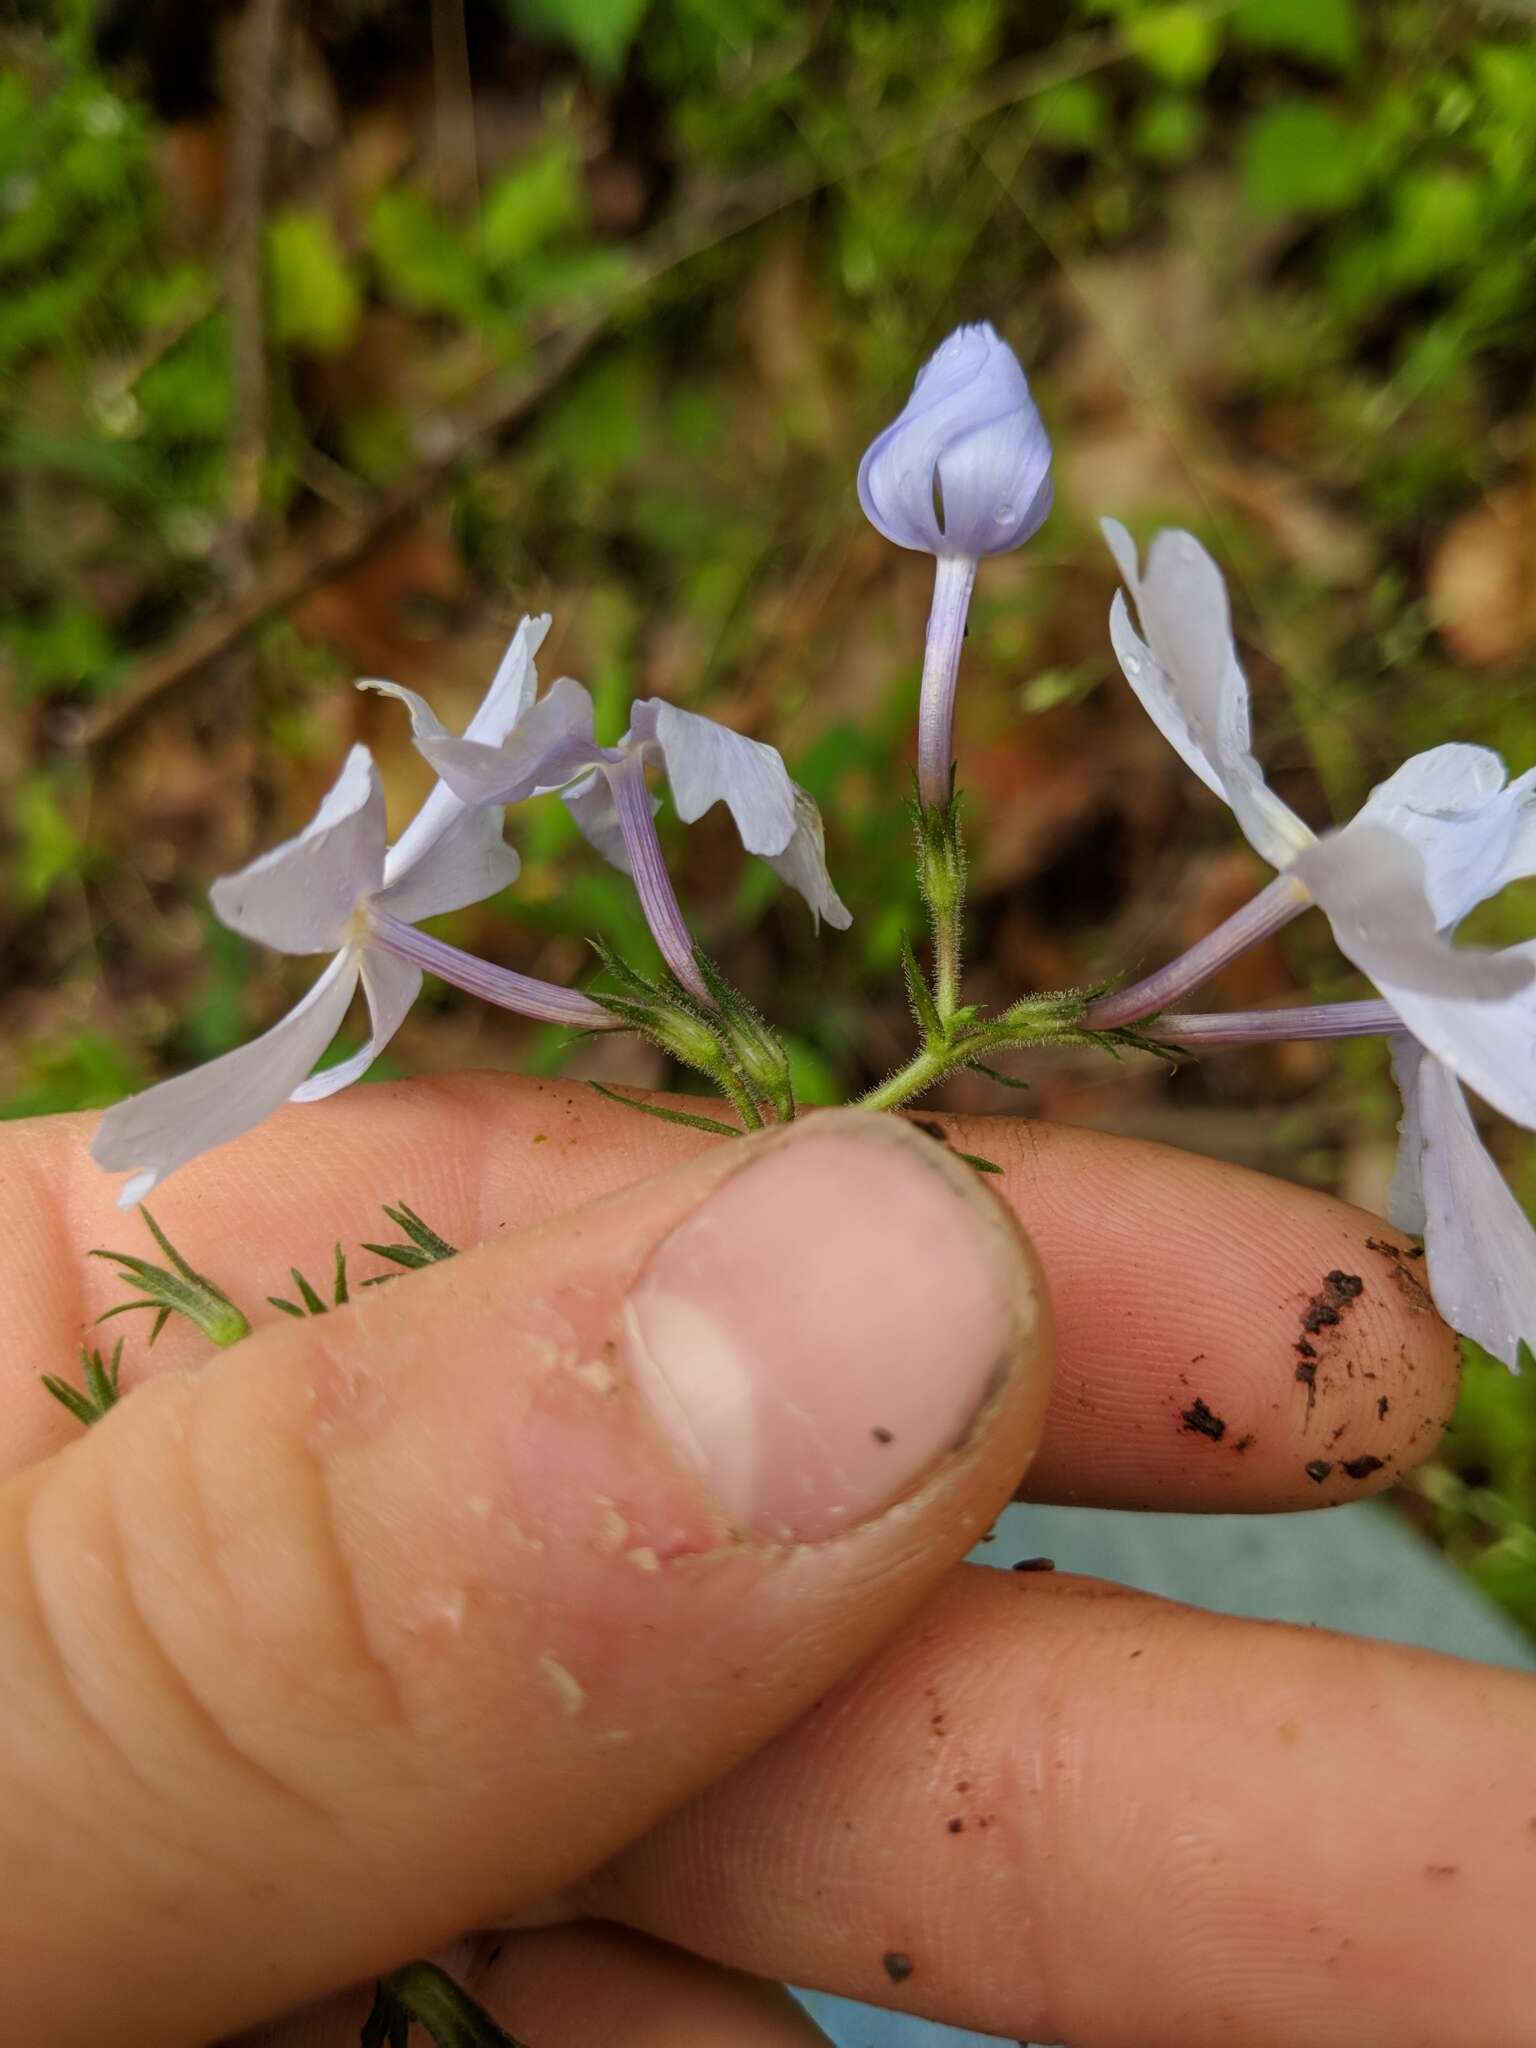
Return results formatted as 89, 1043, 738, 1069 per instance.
4, 1110, 1050, 2045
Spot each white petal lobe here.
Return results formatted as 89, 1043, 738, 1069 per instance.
210, 747, 386, 954
414, 675, 600, 806
290, 948, 422, 1102
639, 700, 798, 855
765, 787, 852, 931
91, 952, 361, 1204
1418, 1057, 1536, 1372
374, 807, 521, 922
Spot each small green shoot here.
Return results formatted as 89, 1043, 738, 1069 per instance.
42, 1337, 125, 1427
90, 1208, 250, 1347
269, 1244, 350, 1318
361, 1202, 460, 1285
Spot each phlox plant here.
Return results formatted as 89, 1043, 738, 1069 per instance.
48, 319, 1536, 2042
77, 319, 1536, 1379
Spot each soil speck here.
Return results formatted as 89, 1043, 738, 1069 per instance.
871, 1426, 894, 1445
1305, 1459, 1334, 1484
947, 1817, 964, 1834
882, 1952, 914, 1984
1180, 1397, 1227, 1442
1340, 1453, 1386, 1480
1012, 1555, 1056, 1572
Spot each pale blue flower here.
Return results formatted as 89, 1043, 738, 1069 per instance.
93, 618, 607, 1205
1101, 521, 1536, 1367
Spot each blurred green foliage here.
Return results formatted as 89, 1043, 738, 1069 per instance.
3, 0, 1536, 1630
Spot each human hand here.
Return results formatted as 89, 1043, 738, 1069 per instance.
2, 1079, 1530, 2047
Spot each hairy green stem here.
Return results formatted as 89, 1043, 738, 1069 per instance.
932, 899, 964, 1026
857, 1042, 956, 1113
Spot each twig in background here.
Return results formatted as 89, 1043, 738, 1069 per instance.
223, 0, 287, 589
430, 0, 479, 210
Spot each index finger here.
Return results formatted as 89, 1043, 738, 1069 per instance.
1, 1077, 1458, 1502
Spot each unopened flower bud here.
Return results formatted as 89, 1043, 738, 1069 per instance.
857, 322, 1053, 560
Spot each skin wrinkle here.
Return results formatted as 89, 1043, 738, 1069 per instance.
14, 1476, 166, 1812
99, 1383, 334, 1827
199, 1318, 413, 1744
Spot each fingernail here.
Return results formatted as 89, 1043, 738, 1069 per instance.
620, 1112, 1028, 1542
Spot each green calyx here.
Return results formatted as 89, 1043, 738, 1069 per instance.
590, 941, 796, 1131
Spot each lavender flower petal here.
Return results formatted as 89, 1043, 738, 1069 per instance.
1387, 1035, 1428, 1236
90, 951, 362, 1206
371, 805, 521, 923
632, 699, 798, 856
362, 620, 549, 906
209, 746, 387, 956
1355, 744, 1536, 932
289, 948, 423, 1102
765, 786, 853, 931
1102, 520, 1310, 869
1417, 1055, 1536, 1372
562, 768, 636, 870
408, 675, 603, 806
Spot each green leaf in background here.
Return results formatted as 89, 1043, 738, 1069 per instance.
1381, 169, 1481, 284
9, 774, 90, 903
1231, 0, 1359, 70
481, 140, 586, 269
1030, 78, 1110, 153
1132, 92, 1206, 164
509, 0, 652, 79
1240, 100, 1370, 214
266, 209, 362, 355
1125, 4, 1222, 88
366, 187, 482, 319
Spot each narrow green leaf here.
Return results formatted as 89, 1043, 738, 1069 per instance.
956, 1151, 1004, 1175
382, 1204, 458, 1263
40, 1376, 99, 1427
268, 1296, 307, 1319
587, 1082, 743, 1137
42, 1337, 125, 1428
291, 1267, 328, 1316
360, 1242, 435, 1271
899, 935, 943, 1045
971, 1061, 1031, 1091
138, 1207, 203, 1284
333, 1244, 350, 1307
